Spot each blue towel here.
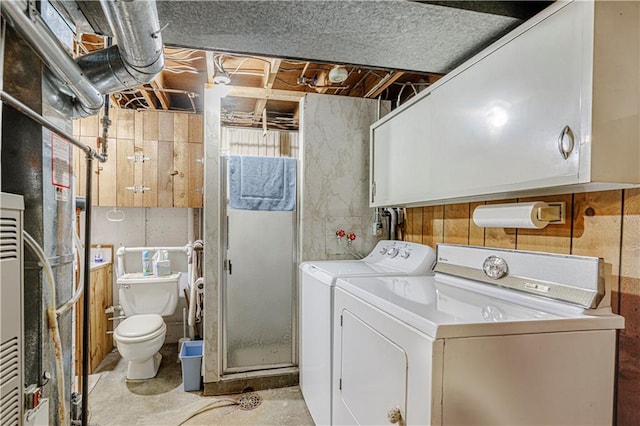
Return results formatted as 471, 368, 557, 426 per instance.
228, 155, 296, 211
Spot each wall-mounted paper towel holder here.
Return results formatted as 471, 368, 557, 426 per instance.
473, 201, 566, 229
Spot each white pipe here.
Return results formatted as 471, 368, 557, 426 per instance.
188, 277, 204, 328
55, 230, 85, 317
23, 231, 68, 426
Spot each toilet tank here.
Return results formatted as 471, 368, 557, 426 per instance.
117, 272, 181, 316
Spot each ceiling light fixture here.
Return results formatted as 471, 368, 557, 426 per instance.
213, 69, 231, 85
328, 65, 348, 84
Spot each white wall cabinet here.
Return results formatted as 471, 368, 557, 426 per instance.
371, 0, 640, 207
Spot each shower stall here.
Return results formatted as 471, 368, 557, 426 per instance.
221, 128, 299, 375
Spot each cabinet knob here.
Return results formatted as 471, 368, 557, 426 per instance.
387, 406, 402, 424
557, 125, 575, 160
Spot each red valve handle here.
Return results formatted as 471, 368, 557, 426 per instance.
348, 232, 357, 241
336, 229, 346, 238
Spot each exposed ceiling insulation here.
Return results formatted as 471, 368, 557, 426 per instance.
59, 0, 553, 130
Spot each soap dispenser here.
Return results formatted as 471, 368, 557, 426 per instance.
94, 245, 104, 263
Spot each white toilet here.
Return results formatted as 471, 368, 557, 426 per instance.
113, 272, 181, 380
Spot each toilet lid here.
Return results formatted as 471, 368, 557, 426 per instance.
117, 314, 164, 338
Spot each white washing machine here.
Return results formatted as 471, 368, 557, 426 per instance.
332, 243, 624, 426
299, 240, 436, 425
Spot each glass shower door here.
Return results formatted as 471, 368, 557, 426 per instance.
223, 207, 295, 372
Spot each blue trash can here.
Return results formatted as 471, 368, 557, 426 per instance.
179, 340, 203, 391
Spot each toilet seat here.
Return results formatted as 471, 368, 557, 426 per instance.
114, 314, 166, 343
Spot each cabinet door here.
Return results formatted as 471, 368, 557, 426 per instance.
371, 94, 433, 207
427, 1, 585, 198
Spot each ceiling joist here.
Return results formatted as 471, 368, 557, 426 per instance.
228, 86, 306, 102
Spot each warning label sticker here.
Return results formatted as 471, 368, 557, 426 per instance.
51, 134, 71, 189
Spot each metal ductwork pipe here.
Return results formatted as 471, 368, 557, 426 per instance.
76, 0, 165, 94
0, 0, 104, 116
0, 0, 165, 117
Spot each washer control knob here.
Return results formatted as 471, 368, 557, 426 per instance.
400, 251, 410, 259
379, 247, 388, 255
387, 247, 399, 258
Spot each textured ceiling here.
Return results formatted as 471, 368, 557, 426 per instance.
74, 0, 552, 74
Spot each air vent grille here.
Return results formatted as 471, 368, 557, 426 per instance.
0, 337, 20, 426
0, 217, 18, 261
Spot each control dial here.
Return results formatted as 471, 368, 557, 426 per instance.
482, 255, 508, 279
387, 247, 399, 258
400, 251, 410, 259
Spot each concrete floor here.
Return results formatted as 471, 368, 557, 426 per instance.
87, 344, 314, 425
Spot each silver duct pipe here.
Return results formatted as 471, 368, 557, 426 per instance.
76, 0, 165, 94
1, 0, 165, 117
0, 0, 104, 116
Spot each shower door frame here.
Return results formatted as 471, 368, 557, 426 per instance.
220, 156, 298, 375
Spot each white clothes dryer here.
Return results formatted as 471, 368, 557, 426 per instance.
299, 240, 436, 425
332, 243, 624, 426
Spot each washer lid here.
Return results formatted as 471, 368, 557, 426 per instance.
117, 314, 164, 337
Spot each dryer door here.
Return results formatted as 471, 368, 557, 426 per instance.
339, 310, 407, 424
333, 287, 437, 425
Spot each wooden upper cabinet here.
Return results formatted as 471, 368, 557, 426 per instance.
73, 109, 204, 208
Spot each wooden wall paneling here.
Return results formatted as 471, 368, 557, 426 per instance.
116, 139, 135, 206
158, 111, 174, 141
189, 142, 204, 208
404, 208, 423, 243
422, 205, 444, 248
133, 114, 144, 207
98, 139, 117, 206
143, 140, 158, 207
483, 199, 517, 249
134, 111, 144, 143
157, 140, 174, 207
80, 114, 99, 137
143, 111, 159, 141
443, 203, 470, 245
515, 194, 573, 254
106, 266, 113, 342
106, 107, 118, 136
188, 114, 204, 143
616, 188, 640, 426
79, 136, 99, 205
173, 141, 189, 207
116, 109, 135, 140
468, 201, 486, 246
281, 132, 291, 157
88, 265, 114, 373
174, 113, 189, 142
572, 191, 623, 312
